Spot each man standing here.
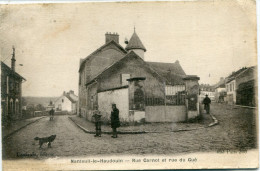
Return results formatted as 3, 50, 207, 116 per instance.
49, 108, 54, 121
92, 105, 102, 137
203, 94, 211, 114
110, 104, 120, 138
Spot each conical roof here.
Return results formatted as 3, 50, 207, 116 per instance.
125, 31, 146, 52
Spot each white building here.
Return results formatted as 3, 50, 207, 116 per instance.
199, 84, 215, 102
54, 90, 78, 114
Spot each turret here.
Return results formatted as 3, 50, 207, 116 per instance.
125, 28, 146, 60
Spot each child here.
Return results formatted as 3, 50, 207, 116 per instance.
92, 106, 102, 137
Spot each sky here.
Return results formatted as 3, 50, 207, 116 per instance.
0, 0, 257, 97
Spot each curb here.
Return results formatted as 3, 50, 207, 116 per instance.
208, 114, 219, 127
3, 116, 46, 140
69, 116, 218, 134
235, 105, 256, 109
68, 117, 146, 134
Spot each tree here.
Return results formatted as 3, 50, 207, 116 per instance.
35, 104, 45, 111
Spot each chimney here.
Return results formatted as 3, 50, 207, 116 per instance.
69, 90, 74, 94
11, 46, 16, 72
105, 32, 119, 44
63, 91, 66, 95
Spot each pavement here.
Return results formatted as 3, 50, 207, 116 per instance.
2, 103, 257, 159
69, 111, 215, 134
2, 116, 45, 139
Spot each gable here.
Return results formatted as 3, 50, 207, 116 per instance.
87, 51, 164, 86
79, 40, 127, 72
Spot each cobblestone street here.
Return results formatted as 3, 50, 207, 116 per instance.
2, 103, 257, 159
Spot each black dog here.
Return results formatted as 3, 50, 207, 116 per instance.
34, 135, 56, 148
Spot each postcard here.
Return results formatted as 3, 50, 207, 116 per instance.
0, 0, 258, 170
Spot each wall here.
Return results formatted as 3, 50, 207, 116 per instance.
226, 80, 236, 104
54, 96, 72, 112
98, 56, 165, 100
199, 90, 215, 102
98, 88, 129, 123
145, 106, 186, 122
78, 42, 126, 116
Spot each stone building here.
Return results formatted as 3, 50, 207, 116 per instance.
1, 47, 26, 124
54, 90, 78, 114
225, 67, 248, 105
78, 30, 200, 123
199, 84, 215, 102
235, 66, 257, 107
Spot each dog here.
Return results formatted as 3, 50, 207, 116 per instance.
34, 135, 56, 148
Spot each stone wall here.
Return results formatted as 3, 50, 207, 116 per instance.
98, 87, 129, 123
145, 106, 186, 122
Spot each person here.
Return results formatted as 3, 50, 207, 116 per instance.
49, 108, 54, 121
92, 106, 102, 137
110, 104, 120, 138
203, 94, 211, 114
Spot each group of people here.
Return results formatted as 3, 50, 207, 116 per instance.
92, 103, 120, 138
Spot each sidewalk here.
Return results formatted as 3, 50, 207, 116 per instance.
69, 112, 215, 134
2, 116, 45, 139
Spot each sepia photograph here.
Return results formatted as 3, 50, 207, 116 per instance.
0, 0, 258, 170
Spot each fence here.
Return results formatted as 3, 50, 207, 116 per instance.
145, 92, 186, 106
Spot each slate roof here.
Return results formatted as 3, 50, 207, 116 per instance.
65, 94, 77, 103
226, 67, 248, 83
146, 61, 186, 85
1, 62, 26, 81
125, 32, 146, 52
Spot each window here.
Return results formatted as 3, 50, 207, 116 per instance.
121, 74, 130, 86
62, 99, 64, 103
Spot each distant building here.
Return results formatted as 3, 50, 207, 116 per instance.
199, 84, 215, 102
225, 67, 248, 105
46, 101, 55, 111
54, 90, 78, 114
1, 47, 26, 123
214, 77, 226, 103
235, 66, 257, 107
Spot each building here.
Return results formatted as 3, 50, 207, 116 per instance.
78, 30, 200, 123
78, 32, 127, 118
199, 84, 215, 102
214, 77, 226, 103
54, 90, 78, 114
235, 66, 257, 107
225, 67, 248, 105
1, 47, 26, 124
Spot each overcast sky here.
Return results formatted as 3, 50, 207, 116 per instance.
0, 0, 257, 97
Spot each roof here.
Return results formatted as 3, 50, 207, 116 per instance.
85, 51, 164, 86
1, 62, 26, 81
79, 40, 127, 72
226, 67, 248, 83
65, 94, 77, 103
236, 66, 257, 79
200, 84, 215, 92
125, 31, 146, 52
54, 93, 78, 104
86, 51, 187, 86
147, 61, 186, 85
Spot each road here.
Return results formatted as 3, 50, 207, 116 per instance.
2, 103, 257, 159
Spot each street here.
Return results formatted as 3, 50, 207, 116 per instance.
2, 103, 257, 159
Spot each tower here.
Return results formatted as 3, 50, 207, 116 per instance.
125, 28, 146, 60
